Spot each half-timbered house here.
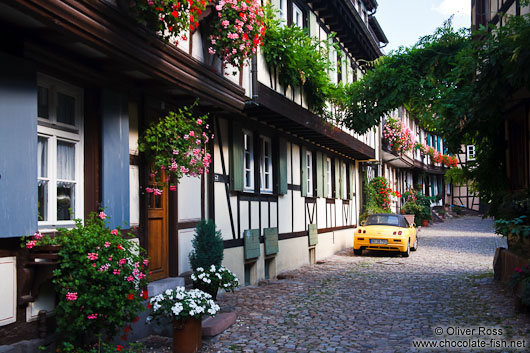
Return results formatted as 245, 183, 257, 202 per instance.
0, 0, 388, 346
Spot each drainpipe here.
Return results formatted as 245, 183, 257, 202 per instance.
251, 55, 258, 101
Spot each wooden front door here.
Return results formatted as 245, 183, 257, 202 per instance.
147, 184, 169, 281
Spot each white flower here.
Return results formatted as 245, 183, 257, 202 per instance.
165, 289, 172, 296
146, 316, 152, 324
216, 273, 222, 279
210, 265, 216, 272
196, 267, 204, 272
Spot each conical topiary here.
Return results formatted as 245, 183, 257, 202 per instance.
188, 219, 224, 270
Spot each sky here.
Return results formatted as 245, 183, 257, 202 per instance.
376, 0, 472, 53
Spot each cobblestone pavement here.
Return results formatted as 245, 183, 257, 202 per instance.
141, 216, 530, 353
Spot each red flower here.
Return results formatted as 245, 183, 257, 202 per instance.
128, 293, 134, 300
117, 244, 124, 250
147, 303, 152, 309
143, 290, 149, 299
116, 345, 124, 351
132, 316, 140, 323
124, 326, 131, 333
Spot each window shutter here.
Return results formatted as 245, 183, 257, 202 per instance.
229, 120, 244, 192
277, 138, 288, 195
301, 145, 307, 196
316, 151, 323, 197
334, 159, 341, 199
349, 163, 355, 200
0, 54, 38, 238
102, 89, 130, 230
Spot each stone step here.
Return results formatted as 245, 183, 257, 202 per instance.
202, 312, 237, 337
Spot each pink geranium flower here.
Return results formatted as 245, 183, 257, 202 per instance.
111, 229, 118, 236
66, 292, 78, 301
99, 212, 107, 219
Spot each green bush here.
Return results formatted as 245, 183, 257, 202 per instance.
189, 220, 224, 270
24, 212, 150, 351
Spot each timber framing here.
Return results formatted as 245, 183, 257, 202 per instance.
247, 83, 376, 160
306, 0, 383, 60
6, 0, 247, 113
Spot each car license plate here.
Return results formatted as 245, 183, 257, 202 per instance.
370, 239, 388, 245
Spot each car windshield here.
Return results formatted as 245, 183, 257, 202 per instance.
365, 215, 400, 227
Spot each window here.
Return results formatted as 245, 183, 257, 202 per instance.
279, 0, 288, 24
37, 75, 83, 226
243, 130, 254, 191
329, 46, 338, 84
467, 145, 476, 161
306, 151, 313, 196
326, 157, 332, 198
260, 136, 273, 193
342, 162, 347, 199
293, 3, 303, 28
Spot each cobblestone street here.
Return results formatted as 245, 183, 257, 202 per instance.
144, 216, 530, 352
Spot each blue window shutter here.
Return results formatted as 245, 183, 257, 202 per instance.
101, 89, 130, 229
0, 54, 38, 238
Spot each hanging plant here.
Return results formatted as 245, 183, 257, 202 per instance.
382, 117, 415, 153
138, 101, 212, 194
133, 0, 208, 44
206, 0, 266, 73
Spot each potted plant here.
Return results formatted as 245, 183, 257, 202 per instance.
22, 212, 150, 351
191, 265, 239, 300
148, 287, 220, 353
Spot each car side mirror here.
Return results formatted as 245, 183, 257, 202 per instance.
411, 223, 416, 228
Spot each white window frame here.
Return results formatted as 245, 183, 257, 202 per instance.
329, 45, 338, 85
467, 145, 476, 161
342, 162, 347, 199
37, 74, 84, 228
279, 0, 288, 25
260, 136, 273, 193
243, 130, 254, 192
306, 151, 313, 197
326, 157, 332, 198
293, 3, 303, 28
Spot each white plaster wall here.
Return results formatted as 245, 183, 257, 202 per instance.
214, 184, 233, 240
260, 201, 269, 229
178, 228, 195, 275
222, 247, 245, 285
250, 201, 260, 229
0, 257, 16, 326
291, 143, 300, 184
278, 193, 292, 234
316, 198, 326, 227
315, 229, 353, 261
275, 237, 309, 273
293, 190, 305, 231
240, 201, 249, 234
178, 176, 202, 222
129, 165, 140, 226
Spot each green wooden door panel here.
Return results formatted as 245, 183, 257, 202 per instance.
308, 224, 318, 246
263, 227, 279, 255
244, 229, 260, 260
334, 159, 341, 199
349, 163, 355, 200
278, 138, 288, 195
229, 120, 244, 192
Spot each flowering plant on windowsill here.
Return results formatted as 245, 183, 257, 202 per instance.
138, 100, 213, 194
133, 0, 208, 45
206, 0, 266, 74
147, 287, 220, 323
192, 265, 239, 293
21, 212, 150, 351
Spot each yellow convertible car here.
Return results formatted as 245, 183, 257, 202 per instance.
354, 214, 418, 257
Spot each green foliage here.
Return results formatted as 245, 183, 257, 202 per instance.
509, 264, 530, 307
188, 220, 224, 270
361, 175, 391, 221
403, 188, 435, 223
335, 14, 530, 218
495, 216, 530, 239
444, 167, 467, 185
262, 5, 338, 114
27, 213, 150, 350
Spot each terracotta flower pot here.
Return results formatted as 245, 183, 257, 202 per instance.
421, 219, 429, 227
172, 317, 202, 353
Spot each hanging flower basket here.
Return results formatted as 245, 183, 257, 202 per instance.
138, 101, 212, 193
132, 0, 208, 45
205, 0, 266, 73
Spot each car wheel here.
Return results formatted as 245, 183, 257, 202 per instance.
411, 236, 418, 251
353, 248, 363, 256
401, 240, 410, 257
